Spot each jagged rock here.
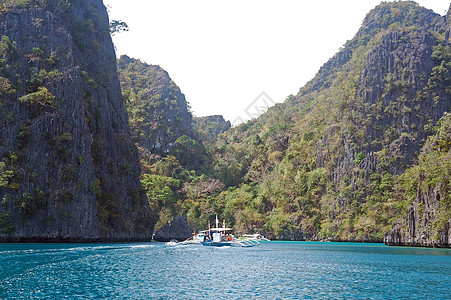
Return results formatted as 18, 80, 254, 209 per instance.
117, 55, 210, 172
153, 216, 193, 242
310, 2, 450, 244
0, 0, 156, 242
384, 113, 451, 248
384, 184, 451, 248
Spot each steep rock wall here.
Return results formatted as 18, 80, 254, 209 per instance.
0, 0, 155, 242
312, 4, 450, 243
384, 112, 451, 248
385, 184, 451, 247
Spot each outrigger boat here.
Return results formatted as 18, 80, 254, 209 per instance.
200, 216, 260, 247
165, 216, 265, 247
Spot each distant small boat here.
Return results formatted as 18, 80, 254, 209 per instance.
200, 216, 260, 247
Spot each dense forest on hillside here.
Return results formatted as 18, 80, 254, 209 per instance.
121, 2, 450, 246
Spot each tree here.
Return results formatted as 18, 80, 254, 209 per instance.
170, 135, 205, 169
141, 174, 180, 209
109, 20, 129, 35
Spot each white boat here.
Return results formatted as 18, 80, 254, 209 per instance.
177, 234, 204, 245
200, 216, 260, 247
165, 216, 262, 247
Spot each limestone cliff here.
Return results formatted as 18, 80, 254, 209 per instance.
0, 0, 155, 242
384, 114, 450, 248
118, 55, 194, 156
381, 5, 451, 247
291, 2, 450, 243
153, 215, 193, 242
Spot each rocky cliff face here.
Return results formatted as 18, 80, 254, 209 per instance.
381, 3, 451, 248
118, 55, 194, 156
384, 112, 451, 248
385, 187, 451, 247
153, 215, 193, 242
0, 0, 155, 242
308, 2, 450, 244
316, 3, 448, 175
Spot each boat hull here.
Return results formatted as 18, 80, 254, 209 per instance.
201, 241, 234, 247
201, 240, 260, 247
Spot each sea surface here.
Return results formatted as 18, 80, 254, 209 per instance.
0, 242, 450, 299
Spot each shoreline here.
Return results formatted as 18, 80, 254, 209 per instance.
0, 238, 449, 249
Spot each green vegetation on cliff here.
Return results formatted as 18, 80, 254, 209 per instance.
385, 112, 450, 246
122, 2, 450, 245
0, 0, 154, 242
117, 55, 213, 230
193, 115, 231, 145
118, 55, 195, 156
1, 0, 448, 245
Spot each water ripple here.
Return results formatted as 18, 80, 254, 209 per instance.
0, 242, 450, 299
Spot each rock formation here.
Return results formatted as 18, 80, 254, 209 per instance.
153, 216, 193, 242
384, 113, 451, 248
0, 0, 155, 242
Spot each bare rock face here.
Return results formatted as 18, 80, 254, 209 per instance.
309, 3, 450, 243
153, 216, 193, 242
0, 0, 156, 242
384, 185, 451, 248
384, 113, 451, 248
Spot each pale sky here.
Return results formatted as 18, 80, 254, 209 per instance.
103, 0, 450, 124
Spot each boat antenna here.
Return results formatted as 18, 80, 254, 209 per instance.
215, 215, 219, 229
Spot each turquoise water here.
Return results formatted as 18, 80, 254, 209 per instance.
0, 242, 450, 299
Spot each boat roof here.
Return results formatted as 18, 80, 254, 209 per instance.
200, 228, 233, 233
